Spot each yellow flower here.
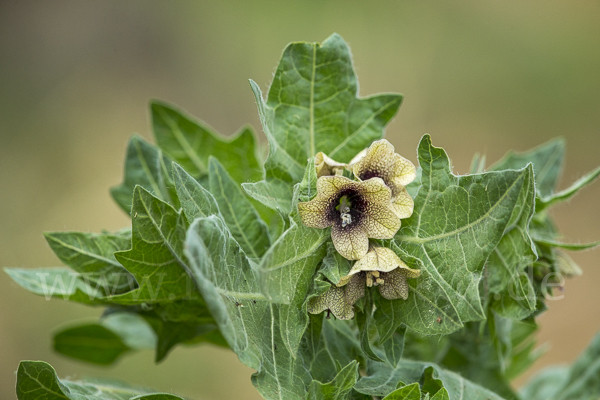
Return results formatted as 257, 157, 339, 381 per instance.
338, 244, 421, 300
307, 244, 421, 320
352, 139, 417, 219
315, 152, 346, 177
307, 285, 358, 320
298, 176, 401, 260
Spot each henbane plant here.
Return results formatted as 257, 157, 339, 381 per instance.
6, 33, 600, 400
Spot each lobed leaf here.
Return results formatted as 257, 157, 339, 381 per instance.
16, 360, 183, 400
383, 135, 534, 336
244, 34, 403, 213
52, 313, 156, 365
151, 100, 263, 184
354, 360, 506, 399
208, 157, 271, 258
111, 135, 179, 213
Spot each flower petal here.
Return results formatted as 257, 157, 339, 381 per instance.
307, 291, 330, 315
362, 202, 401, 239
350, 245, 404, 274
398, 264, 422, 279
379, 268, 409, 300
352, 140, 396, 180
391, 153, 417, 186
298, 199, 333, 229
345, 273, 366, 305
327, 286, 355, 320
391, 186, 415, 219
315, 152, 346, 177
358, 176, 393, 203
331, 223, 369, 260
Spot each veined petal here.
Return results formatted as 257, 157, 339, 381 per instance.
391, 186, 415, 219
358, 176, 393, 203
315, 152, 346, 177
345, 273, 366, 305
391, 153, 417, 186
362, 203, 401, 239
308, 286, 355, 320
327, 286, 355, 320
352, 140, 397, 180
331, 223, 369, 260
298, 199, 333, 229
379, 268, 410, 300
307, 291, 330, 315
351, 245, 404, 274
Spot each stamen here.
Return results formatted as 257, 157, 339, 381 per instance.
338, 196, 353, 227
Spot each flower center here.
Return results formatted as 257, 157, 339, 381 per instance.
337, 196, 353, 227
365, 270, 385, 287
359, 170, 381, 181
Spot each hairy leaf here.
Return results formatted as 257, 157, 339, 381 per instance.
354, 360, 506, 399
172, 162, 220, 221
258, 158, 329, 355
521, 330, 600, 400
16, 360, 183, 400
111, 186, 194, 305
52, 313, 156, 365
537, 165, 600, 211
208, 157, 270, 258
307, 361, 359, 400
244, 34, 402, 213
490, 137, 564, 198
185, 216, 311, 400
5, 267, 108, 304
44, 230, 134, 295
151, 100, 262, 184
382, 383, 421, 400
111, 135, 179, 213
383, 135, 534, 336
486, 153, 537, 320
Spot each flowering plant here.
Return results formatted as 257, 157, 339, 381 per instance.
6, 34, 600, 400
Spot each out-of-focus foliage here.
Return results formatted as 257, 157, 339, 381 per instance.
3, 12, 600, 400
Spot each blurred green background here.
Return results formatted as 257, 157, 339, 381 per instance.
1, 1, 599, 398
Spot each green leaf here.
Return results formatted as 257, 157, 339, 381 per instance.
490, 137, 564, 198
52, 313, 156, 365
151, 100, 263, 184
307, 361, 359, 400
304, 315, 363, 384
485, 152, 537, 319
430, 388, 450, 400
111, 186, 195, 305
111, 135, 179, 213
537, 165, 600, 211
53, 324, 130, 365
438, 320, 519, 400
172, 162, 220, 221
257, 158, 329, 355
185, 215, 311, 400
244, 34, 403, 213
381, 383, 421, 400
354, 360, 506, 399
356, 292, 385, 363
16, 360, 183, 400
531, 236, 600, 251
318, 243, 352, 286
4, 267, 106, 304
385, 135, 534, 336
44, 230, 134, 295
381, 326, 406, 368
521, 330, 600, 400
208, 157, 271, 258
